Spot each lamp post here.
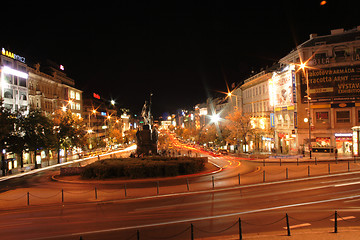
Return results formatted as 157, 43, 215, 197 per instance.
300, 62, 312, 159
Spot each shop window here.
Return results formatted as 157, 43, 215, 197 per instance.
336, 110, 350, 123
316, 111, 329, 123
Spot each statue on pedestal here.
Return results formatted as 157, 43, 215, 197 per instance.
136, 93, 158, 155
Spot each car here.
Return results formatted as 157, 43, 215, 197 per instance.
218, 149, 229, 155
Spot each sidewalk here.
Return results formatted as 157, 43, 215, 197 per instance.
202, 227, 360, 239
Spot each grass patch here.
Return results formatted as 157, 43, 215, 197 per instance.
81, 156, 207, 179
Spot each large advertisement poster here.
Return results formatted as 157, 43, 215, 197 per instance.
269, 66, 296, 107
299, 65, 360, 103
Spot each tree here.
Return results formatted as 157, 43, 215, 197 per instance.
225, 111, 254, 153
0, 101, 14, 175
21, 110, 56, 168
52, 110, 86, 163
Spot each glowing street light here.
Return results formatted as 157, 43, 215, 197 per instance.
298, 60, 312, 159
110, 100, 115, 105
210, 113, 221, 124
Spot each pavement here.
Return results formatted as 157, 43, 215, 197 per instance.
201, 227, 360, 239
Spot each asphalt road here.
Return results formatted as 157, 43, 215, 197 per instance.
0, 149, 359, 240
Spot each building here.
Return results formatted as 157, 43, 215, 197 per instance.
0, 48, 29, 113
279, 26, 360, 155
241, 69, 275, 152
28, 61, 82, 117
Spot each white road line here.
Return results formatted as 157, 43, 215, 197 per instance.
29, 194, 360, 240
335, 181, 360, 187
330, 216, 355, 221
283, 223, 311, 229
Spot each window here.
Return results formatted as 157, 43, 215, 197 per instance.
357, 110, 360, 123
18, 78, 26, 87
3, 74, 12, 84
4, 89, 13, 99
75, 92, 80, 100
336, 110, 350, 123
76, 103, 80, 110
70, 90, 75, 99
19, 91, 27, 101
316, 111, 329, 123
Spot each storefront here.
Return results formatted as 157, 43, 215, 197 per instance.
335, 133, 353, 154
312, 137, 333, 153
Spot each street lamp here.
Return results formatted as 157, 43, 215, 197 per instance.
299, 61, 312, 159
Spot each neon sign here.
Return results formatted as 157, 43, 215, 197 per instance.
93, 93, 100, 99
1, 48, 26, 63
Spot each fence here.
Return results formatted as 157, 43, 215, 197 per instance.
75, 211, 359, 239
0, 160, 359, 209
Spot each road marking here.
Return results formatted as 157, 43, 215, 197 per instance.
335, 181, 360, 187
283, 223, 311, 229
28, 194, 360, 240
330, 216, 355, 221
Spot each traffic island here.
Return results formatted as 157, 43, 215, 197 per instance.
54, 156, 218, 183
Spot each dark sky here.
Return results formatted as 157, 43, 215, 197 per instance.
1, 1, 359, 117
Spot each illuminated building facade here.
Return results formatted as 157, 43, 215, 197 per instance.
280, 26, 360, 155
0, 48, 29, 113
28, 61, 82, 117
241, 69, 275, 152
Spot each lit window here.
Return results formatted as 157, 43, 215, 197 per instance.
75, 92, 80, 100
70, 90, 75, 99
76, 103, 80, 110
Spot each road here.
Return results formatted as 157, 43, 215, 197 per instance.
0, 146, 359, 239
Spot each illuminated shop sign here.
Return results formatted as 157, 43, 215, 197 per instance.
1, 48, 26, 63
299, 65, 360, 103
269, 65, 296, 107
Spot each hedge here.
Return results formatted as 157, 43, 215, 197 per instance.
81, 157, 207, 179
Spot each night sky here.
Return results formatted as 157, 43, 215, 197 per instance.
1, 1, 359, 117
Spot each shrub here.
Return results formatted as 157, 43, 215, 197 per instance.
80, 157, 207, 179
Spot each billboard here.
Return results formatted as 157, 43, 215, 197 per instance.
269, 65, 296, 107
299, 65, 360, 103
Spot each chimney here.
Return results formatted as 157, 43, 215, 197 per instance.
309, 33, 318, 39
331, 28, 344, 35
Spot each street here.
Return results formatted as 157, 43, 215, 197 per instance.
0, 149, 359, 239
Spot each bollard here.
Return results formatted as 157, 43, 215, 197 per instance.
79, 236, 83, 240
239, 217, 242, 240
280, 158, 282, 166
315, 157, 317, 165
156, 181, 159, 195
95, 187, 98, 200
124, 183, 127, 197
328, 164, 331, 174
308, 166, 310, 177
286, 168, 288, 179
137, 229, 140, 240
186, 178, 190, 191
297, 158, 299, 166
238, 173, 241, 185
263, 159, 265, 166
27, 192, 30, 206
263, 170, 266, 182
286, 213, 291, 236
212, 176, 215, 189
335, 156, 338, 164
62, 189, 64, 203
348, 161, 350, 172
191, 223, 194, 240
334, 211, 338, 233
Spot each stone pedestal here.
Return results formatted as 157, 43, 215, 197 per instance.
136, 125, 158, 155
